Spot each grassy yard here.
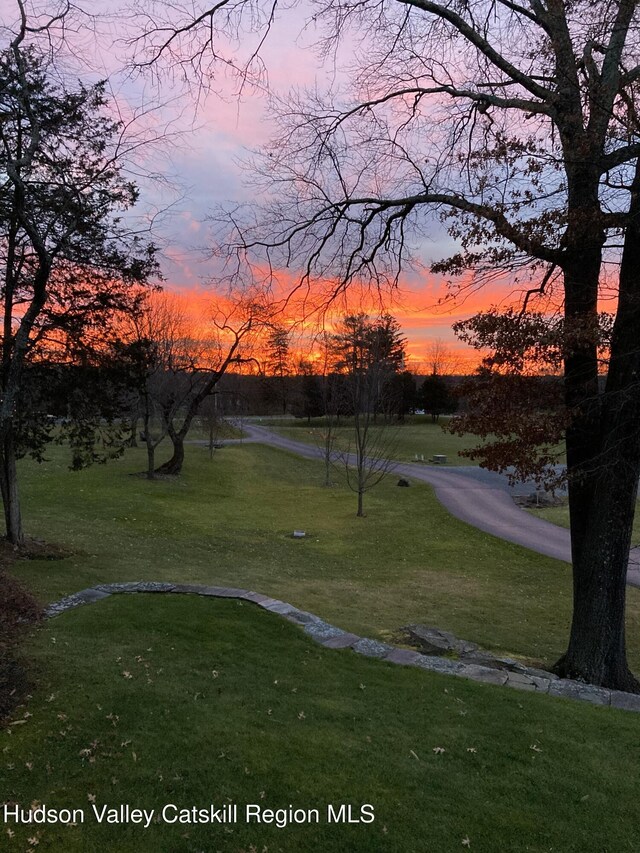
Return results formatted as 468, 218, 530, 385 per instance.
530, 500, 640, 548
2, 595, 640, 852
265, 415, 485, 465
139, 417, 243, 444
3, 440, 640, 851
10, 441, 618, 667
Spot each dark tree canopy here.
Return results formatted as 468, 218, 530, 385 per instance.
0, 35, 159, 543
419, 374, 457, 423
387, 370, 417, 422
261, 324, 292, 414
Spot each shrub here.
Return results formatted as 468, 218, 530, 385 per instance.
0, 572, 42, 723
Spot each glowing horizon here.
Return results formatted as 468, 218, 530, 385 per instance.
158, 266, 521, 373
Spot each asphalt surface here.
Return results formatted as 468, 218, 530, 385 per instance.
230, 422, 640, 588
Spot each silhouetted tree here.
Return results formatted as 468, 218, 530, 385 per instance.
420, 374, 458, 423
0, 38, 157, 543
332, 314, 403, 515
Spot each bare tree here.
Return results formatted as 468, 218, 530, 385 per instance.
424, 340, 461, 378
123, 294, 184, 478
341, 405, 398, 518
198, 393, 224, 458
320, 395, 338, 487
332, 314, 402, 516
316, 335, 342, 487
124, 291, 265, 477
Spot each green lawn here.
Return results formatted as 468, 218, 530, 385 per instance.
530, 500, 640, 548
10, 441, 615, 668
3, 440, 640, 852
2, 595, 640, 852
265, 415, 485, 465
139, 417, 243, 444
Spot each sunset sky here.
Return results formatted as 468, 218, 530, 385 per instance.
124, 10, 523, 372
0, 0, 523, 370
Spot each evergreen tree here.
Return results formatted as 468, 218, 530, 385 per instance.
0, 45, 158, 543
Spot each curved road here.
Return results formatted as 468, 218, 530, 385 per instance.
232, 422, 640, 588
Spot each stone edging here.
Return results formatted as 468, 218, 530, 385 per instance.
45, 582, 640, 713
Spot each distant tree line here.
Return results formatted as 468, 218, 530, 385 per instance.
252, 319, 460, 423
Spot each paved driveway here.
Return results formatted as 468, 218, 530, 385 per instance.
234, 422, 640, 587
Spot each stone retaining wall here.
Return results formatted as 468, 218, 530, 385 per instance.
45, 582, 640, 713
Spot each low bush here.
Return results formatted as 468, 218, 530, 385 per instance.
0, 570, 42, 722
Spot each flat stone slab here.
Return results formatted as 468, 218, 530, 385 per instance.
403, 624, 479, 656
413, 656, 465, 676
198, 586, 249, 598
384, 648, 424, 666
524, 666, 559, 682
462, 651, 516, 671
304, 620, 346, 642
45, 588, 111, 616
459, 664, 509, 686
506, 671, 551, 692
320, 632, 361, 649
45, 603, 70, 617
282, 610, 323, 625
548, 679, 611, 705
261, 600, 298, 615
610, 690, 640, 711
255, 597, 283, 609
95, 582, 145, 594
352, 638, 394, 658
135, 581, 176, 593
240, 591, 270, 604
401, 624, 566, 689
172, 583, 210, 594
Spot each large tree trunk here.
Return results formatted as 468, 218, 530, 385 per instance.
555, 163, 640, 691
155, 377, 222, 477
556, 362, 640, 690
155, 434, 185, 476
556, 448, 640, 691
0, 428, 23, 546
